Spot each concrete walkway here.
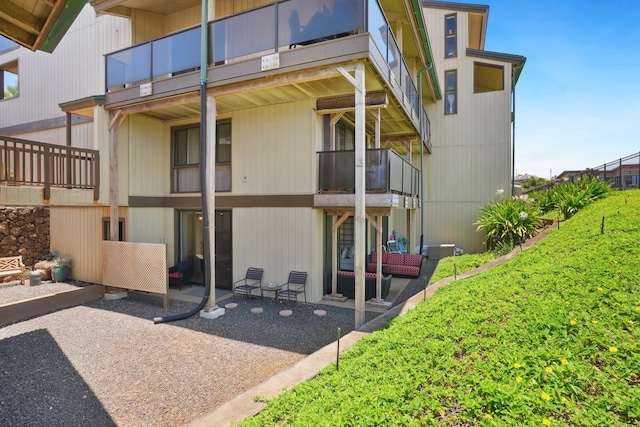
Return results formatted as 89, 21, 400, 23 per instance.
190, 230, 550, 427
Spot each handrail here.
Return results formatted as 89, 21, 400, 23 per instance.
0, 136, 100, 200
103, 0, 430, 149
317, 148, 419, 197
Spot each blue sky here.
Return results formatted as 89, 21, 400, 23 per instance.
481, 0, 640, 178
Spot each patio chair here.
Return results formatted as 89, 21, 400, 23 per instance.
233, 267, 264, 299
278, 271, 308, 303
168, 261, 192, 291
386, 240, 402, 254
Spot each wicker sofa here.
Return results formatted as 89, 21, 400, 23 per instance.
326, 270, 392, 300
367, 252, 423, 277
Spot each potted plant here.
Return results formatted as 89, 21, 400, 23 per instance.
35, 252, 56, 281
28, 269, 43, 286
50, 257, 72, 282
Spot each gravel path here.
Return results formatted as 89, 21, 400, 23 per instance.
0, 291, 381, 427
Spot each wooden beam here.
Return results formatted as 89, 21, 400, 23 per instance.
380, 134, 417, 144
0, 3, 45, 35
0, 19, 37, 47
117, 92, 200, 117
316, 91, 387, 112
211, 65, 345, 98
332, 211, 353, 232
365, 213, 382, 233
325, 207, 390, 217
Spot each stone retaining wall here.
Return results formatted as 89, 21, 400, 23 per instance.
0, 207, 50, 274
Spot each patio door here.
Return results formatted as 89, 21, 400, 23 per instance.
177, 210, 232, 289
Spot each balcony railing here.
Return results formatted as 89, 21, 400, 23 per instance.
0, 136, 99, 200
318, 149, 419, 197
105, 0, 430, 148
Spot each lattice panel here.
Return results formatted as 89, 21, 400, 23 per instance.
102, 241, 167, 295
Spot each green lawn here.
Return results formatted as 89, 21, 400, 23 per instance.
238, 191, 639, 426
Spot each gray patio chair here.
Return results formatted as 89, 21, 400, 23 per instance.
232, 267, 264, 299
278, 271, 308, 302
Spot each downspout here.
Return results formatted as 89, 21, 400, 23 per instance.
511, 62, 524, 197
155, 0, 211, 323
417, 63, 432, 254
511, 67, 516, 197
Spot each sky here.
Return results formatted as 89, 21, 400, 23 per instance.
479, 0, 640, 179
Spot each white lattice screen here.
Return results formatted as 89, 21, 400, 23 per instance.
102, 241, 167, 295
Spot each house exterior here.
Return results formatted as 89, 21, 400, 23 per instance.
557, 151, 640, 189
421, 1, 525, 253
0, 0, 525, 307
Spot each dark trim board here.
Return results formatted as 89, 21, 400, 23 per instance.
129, 194, 315, 209
0, 115, 92, 136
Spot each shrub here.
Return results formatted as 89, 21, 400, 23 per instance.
531, 177, 611, 220
475, 198, 543, 249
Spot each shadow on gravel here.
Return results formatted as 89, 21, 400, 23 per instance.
82, 259, 438, 355
0, 329, 116, 427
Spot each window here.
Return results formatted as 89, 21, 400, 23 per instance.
0, 36, 19, 55
103, 218, 125, 241
171, 121, 232, 193
444, 14, 457, 58
322, 116, 355, 151
1, 60, 19, 100
474, 62, 504, 93
336, 121, 355, 150
172, 126, 201, 193
445, 70, 457, 115
216, 121, 231, 192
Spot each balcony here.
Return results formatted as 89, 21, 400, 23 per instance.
104, 0, 431, 151
0, 136, 99, 200
316, 149, 420, 209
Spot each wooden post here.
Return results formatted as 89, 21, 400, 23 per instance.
337, 63, 366, 328
205, 92, 218, 309
108, 110, 124, 241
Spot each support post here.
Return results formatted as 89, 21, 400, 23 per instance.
108, 110, 125, 241
337, 64, 366, 328
204, 92, 221, 312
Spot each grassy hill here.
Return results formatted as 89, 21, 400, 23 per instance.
239, 191, 639, 426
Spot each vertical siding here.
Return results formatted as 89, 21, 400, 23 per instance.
13, 122, 95, 148
422, 5, 513, 253
0, 5, 131, 129
131, 10, 166, 44
233, 207, 324, 301
216, 0, 274, 18
165, 6, 201, 33
233, 99, 318, 195
128, 116, 167, 196
50, 206, 128, 285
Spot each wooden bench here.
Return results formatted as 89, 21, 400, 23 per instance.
0, 256, 25, 284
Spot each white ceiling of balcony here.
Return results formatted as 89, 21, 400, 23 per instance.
129, 70, 420, 155
91, 0, 200, 17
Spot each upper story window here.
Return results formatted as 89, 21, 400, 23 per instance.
336, 120, 355, 151
0, 36, 18, 55
1, 60, 19, 100
474, 62, 504, 93
172, 121, 232, 193
445, 14, 457, 58
445, 70, 457, 115
323, 116, 355, 151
